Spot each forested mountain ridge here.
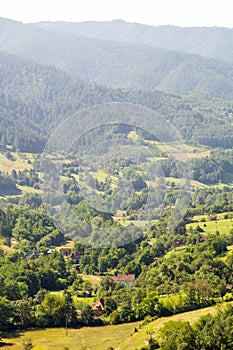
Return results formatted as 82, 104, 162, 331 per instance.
1, 18, 233, 98
0, 51, 233, 152
37, 19, 233, 64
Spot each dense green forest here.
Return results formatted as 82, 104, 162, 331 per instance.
0, 51, 233, 152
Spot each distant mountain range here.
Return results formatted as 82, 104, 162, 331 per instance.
0, 51, 232, 152
0, 18, 233, 99
36, 19, 233, 64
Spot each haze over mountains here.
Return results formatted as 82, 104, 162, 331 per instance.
37, 19, 233, 63
0, 50, 232, 153
0, 18, 233, 98
0, 17, 233, 153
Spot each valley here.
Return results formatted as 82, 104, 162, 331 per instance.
0, 15, 233, 350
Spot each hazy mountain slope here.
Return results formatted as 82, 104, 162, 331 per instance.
0, 51, 232, 153
1, 18, 233, 98
0, 50, 181, 151
36, 19, 233, 64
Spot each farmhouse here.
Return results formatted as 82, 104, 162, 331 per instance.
60, 248, 72, 257
92, 298, 105, 317
226, 284, 233, 292
110, 273, 135, 287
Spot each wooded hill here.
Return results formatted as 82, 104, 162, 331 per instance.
0, 18, 233, 98
0, 51, 233, 152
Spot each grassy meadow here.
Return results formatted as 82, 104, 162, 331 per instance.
1, 302, 232, 350
186, 217, 233, 236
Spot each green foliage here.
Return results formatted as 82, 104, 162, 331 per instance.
159, 306, 233, 349
22, 338, 34, 350
161, 149, 233, 185
0, 172, 21, 195
0, 296, 13, 330
159, 320, 197, 349
12, 209, 64, 249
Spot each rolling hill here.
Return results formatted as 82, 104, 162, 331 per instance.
0, 51, 232, 153
0, 18, 233, 98
37, 19, 233, 64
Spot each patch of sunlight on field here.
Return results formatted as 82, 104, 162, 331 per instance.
118, 219, 153, 228
0, 153, 33, 172
186, 218, 233, 236
17, 185, 41, 194
192, 212, 233, 222
1, 323, 140, 350
55, 240, 74, 251
82, 274, 103, 287
165, 177, 206, 188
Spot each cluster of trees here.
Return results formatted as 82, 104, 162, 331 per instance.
11, 168, 39, 189
0, 248, 74, 330
0, 241, 123, 331
135, 232, 232, 297
12, 209, 64, 250
147, 306, 233, 350
0, 172, 21, 196
187, 186, 233, 217
190, 149, 233, 184
161, 149, 233, 184
0, 206, 64, 251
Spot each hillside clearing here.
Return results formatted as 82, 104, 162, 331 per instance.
186, 218, 233, 236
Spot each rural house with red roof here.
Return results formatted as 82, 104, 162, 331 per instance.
110, 273, 135, 287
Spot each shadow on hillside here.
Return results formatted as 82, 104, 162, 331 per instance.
0, 330, 22, 347
0, 341, 14, 347
1, 331, 22, 339
0, 331, 22, 348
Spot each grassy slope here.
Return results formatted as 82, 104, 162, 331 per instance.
0, 152, 34, 173
119, 302, 233, 350
1, 322, 140, 350
186, 218, 233, 236
1, 302, 233, 350
0, 151, 39, 197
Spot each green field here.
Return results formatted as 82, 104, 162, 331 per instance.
151, 141, 210, 162
165, 177, 206, 188
186, 218, 233, 236
1, 302, 232, 350
117, 219, 155, 228
82, 274, 102, 288
0, 152, 34, 173
192, 212, 233, 222
16, 185, 41, 194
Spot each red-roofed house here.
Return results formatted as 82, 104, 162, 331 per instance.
59, 248, 82, 264
110, 274, 135, 287
60, 248, 72, 257
92, 298, 105, 317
